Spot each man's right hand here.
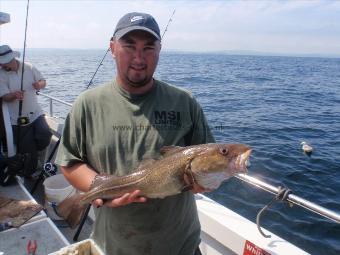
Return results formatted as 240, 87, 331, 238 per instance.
2, 91, 24, 102
91, 190, 147, 208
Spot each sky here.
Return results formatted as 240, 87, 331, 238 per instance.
0, 0, 340, 56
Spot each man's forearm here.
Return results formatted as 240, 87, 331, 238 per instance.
1, 91, 23, 102
60, 163, 98, 192
1, 93, 15, 102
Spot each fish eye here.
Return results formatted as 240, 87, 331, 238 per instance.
220, 147, 229, 155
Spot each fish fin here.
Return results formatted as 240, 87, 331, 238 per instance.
160, 146, 185, 157
184, 165, 195, 184
181, 163, 195, 192
55, 192, 88, 228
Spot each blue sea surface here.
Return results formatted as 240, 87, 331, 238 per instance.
27, 49, 340, 255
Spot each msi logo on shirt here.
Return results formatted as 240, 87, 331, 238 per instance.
154, 110, 181, 126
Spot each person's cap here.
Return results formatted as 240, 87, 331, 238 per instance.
0, 45, 20, 64
113, 12, 161, 40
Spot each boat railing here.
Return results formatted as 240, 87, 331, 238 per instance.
236, 173, 340, 224
37, 91, 72, 118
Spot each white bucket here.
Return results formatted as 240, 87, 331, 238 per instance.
43, 174, 75, 220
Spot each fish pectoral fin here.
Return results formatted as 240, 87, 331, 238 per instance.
183, 164, 195, 189
180, 162, 195, 192
160, 145, 185, 157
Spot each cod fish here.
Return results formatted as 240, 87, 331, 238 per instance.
56, 143, 251, 228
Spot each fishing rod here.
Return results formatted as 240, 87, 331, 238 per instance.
235, 173, 340, 224
17, 0, 30, 127
85, 47, 110, 90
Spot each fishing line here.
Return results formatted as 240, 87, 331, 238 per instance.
161, 9, 176, 40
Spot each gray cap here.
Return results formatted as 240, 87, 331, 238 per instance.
113, 12, 161, 40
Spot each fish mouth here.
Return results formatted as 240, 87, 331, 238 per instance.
235, 149, 252, 173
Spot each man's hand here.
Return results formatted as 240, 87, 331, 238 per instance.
2, 91, 24, 102
32, 80, 46, 90
91, 190, 147, 208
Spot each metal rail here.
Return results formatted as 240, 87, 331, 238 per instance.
37, 91, 72, 117
236, 173, 340, 224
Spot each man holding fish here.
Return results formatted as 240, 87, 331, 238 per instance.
56, 12, 251, 255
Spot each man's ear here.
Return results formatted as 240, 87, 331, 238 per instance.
110, 40, 116, 57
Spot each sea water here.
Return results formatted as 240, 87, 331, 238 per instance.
27, 49, 340, 255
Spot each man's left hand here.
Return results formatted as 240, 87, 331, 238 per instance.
32, 80, 46, 90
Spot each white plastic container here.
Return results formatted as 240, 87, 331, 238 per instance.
43, 174, 75, 220
48, 239, 104, 255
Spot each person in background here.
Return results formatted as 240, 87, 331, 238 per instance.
55, 12, 215, 255
0, 45, 52, 175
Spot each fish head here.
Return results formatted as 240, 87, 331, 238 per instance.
190, 143, 251, 190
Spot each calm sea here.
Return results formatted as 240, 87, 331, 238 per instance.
27, 49, 340, 255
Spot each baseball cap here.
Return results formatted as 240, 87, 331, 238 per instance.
113, 12, 161, 40
0, 45, 20, 64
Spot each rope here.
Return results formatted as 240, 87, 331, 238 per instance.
256, 186, 292, 238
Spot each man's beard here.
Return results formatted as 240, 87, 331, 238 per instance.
126, 76, 151, 88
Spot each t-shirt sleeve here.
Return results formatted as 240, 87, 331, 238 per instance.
55, 96, 87, 167
186, 97, 215, 145
31, 65, 44, 81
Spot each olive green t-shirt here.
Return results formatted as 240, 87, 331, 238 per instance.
55, 80, 215, 255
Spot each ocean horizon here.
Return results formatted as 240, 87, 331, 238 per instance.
14, 47, 340, 59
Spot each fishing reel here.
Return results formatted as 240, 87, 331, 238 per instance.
43, 162, 57, 177
17, 116, 30, 126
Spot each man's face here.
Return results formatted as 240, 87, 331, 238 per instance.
0, 59, 17, 72
111, 30, 161, 89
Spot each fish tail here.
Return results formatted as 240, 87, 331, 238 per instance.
55, 192, 89, 229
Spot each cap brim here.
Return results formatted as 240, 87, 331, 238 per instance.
114, 26, 160, 40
